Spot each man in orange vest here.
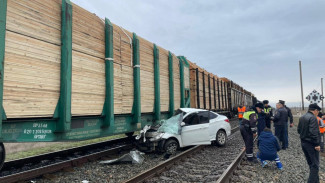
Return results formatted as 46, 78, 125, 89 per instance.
317, 112, 325, 154
238, 105, 246, 125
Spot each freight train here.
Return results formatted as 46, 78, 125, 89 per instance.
0, 0, 256, 168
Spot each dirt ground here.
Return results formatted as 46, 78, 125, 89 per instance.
4, 142, 63, 154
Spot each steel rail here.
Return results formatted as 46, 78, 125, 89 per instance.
123, 145, 204, 183
216, 136, 258, 183
0, 137, 133, 183
124, 126, 240, 183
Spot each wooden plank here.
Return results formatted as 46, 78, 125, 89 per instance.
158, 47, 169, 112
3, 31, 60, 118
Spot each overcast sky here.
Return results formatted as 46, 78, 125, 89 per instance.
73, 0, 325, 107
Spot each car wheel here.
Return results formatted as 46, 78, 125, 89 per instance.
0, 143, 5, 170
216, 130, 227, 146
164, 139, 179, 155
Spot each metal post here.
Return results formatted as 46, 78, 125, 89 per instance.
221, 80, 224, 109
55, 0, 72, 132
213, 77, 216, 109
102, 18, 114, 127
153, 44, 160, 121
202, 72, 206, 109
299, 61, 304, 110
168, 52, 174, 117
0, 0, 8, 138
132, 33, 141, 123
196, 68, 200, 109
179, 57, 185, 108
208, 74, 211, 110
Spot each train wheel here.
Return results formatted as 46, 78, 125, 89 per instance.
125, 132, 134, 138
0, 142, 5, 170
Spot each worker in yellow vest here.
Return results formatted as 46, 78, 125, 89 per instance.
263, 100, 273, 129
240, 103, 263, 163
238, 105, 246, 125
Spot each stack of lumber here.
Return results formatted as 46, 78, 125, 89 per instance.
4, 0, 62, 118
2, 0, 185, 119
71, 3, 105, 116
189, 62, 222, 110
173, 55, 181, 110
158, 47, 169, 112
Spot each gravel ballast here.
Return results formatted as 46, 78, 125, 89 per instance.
231, 125, 325, 183
147, 130, 243, 182
33, 119, 240, 183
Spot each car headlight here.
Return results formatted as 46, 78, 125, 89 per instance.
149, 133, 164, 142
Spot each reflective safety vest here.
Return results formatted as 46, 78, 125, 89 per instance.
264, 107, 272, 114
317, 116, 325, 134
243, 111, 256, 121
238, 106, 246, 119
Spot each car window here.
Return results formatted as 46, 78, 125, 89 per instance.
209, 112, 218, 120
198, 111, 209, 124
183, 113, 200, 126
157, 113, 183, 135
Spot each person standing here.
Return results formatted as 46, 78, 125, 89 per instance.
298, 104, 321, 183
257, 105, 266, 136
263, 100, 273, 129
279, 100, 293, 149
273, 101, 288, 150
238, 105, 246, 125
240, 103, 263, 162
317, 112, 325, 155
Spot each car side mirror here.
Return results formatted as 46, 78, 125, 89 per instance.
181, 122, 186, 127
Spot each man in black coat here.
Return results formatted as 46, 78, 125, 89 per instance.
263, 100, 273, 129
279, 100, 294, 149
273, 101, 288, 149
298, 104, 321, 183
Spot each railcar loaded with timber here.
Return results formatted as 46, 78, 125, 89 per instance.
0, 0, 255, 168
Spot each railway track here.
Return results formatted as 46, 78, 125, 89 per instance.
123, 126, 244, 183
0, 137, 134, 183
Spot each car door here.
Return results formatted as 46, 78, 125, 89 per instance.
181, 111, 210, 146
208, 111, 220, 141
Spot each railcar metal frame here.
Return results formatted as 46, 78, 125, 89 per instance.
0, 0, 191, 143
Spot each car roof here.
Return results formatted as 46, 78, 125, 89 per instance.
180, 108, 208, 113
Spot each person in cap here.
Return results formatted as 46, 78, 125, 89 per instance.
240, 103, 263, 163
256, 103, 266, 136
279, 100, 293, 149
298, 104, 321, 183
273, 101, 288, 149
257, 128, 283, 170
263, 100, 273, 129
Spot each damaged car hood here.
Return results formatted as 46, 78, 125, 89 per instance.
136, 113, 183, 142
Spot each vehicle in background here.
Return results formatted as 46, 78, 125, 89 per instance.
136, 108, 231, 154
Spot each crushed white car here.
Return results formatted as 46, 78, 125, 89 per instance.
136, 108, 231, 154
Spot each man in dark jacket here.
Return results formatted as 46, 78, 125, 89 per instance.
298, 104, 321, 183
240, 103, 263, 162
257, 109, 266, 136
273, 101, 288, 149
263, 100, 273, 128
257, 128, 283, 170
279, 100, 294, 149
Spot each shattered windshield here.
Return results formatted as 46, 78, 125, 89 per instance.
157, 113, 183, 135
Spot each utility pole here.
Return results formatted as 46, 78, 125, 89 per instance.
320, 78, 324, 113
299, 61, 304, 110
